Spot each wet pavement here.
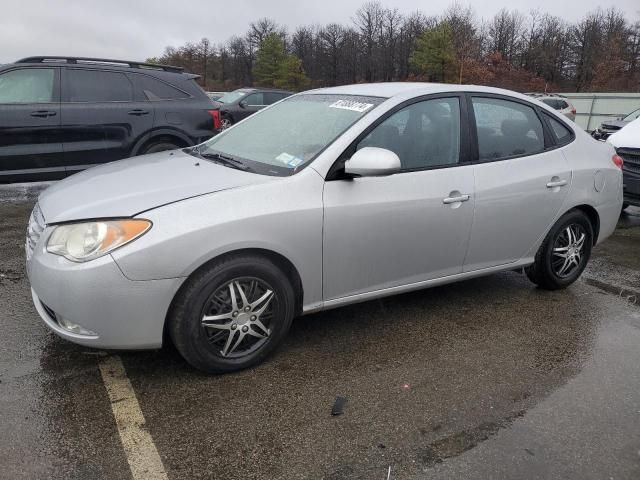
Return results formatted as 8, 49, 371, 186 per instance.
0, 183, 639, 479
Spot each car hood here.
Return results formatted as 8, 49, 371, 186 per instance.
600, 120, 627, 130
608, 117, 640, 149
38, 150, 277, 223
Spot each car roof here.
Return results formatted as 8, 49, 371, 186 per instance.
237, 87, 292, 94
305, 82, 539, 103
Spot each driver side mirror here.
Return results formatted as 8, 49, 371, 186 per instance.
344, 147, 401, 177
239, 101, 247, 109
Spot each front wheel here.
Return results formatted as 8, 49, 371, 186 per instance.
169, 255, 295, 373
525, 210, 593, 290
220, 116, 233, 130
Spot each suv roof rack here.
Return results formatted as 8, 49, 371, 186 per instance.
16, 56, 184, 73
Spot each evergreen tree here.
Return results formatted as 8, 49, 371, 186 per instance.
253, 33, 286, 87
409, 23, 457, 82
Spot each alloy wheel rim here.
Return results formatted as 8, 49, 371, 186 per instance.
201, 277, 276, 358
552, 224, 586, 278
220, 119, 231, 129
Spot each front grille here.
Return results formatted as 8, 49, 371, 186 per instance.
618, 148, 640, 175
26, 203, 46, 262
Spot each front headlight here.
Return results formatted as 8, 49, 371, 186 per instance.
47, 219, 151, 262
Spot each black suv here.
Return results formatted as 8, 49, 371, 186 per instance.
0, 56, 217, 183
211, 88, 292, 131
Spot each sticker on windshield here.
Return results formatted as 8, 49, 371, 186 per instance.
275, 152, 303, 168
329, 100, 374, 113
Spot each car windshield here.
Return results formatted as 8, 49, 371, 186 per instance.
217, 89, 251, 104
623, 108, 640, 122
197, 94, 384, 176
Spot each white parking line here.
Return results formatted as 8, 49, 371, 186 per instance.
98, 355, 168, 480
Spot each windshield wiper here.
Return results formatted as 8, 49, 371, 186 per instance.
197, 150, 253, 172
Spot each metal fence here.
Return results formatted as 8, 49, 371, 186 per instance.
562, 93, 640, 132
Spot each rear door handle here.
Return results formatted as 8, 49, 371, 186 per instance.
30, 110, 56, 118
127, 109, 150, 116
443, 194, 470, 204
546, 179, 568, 188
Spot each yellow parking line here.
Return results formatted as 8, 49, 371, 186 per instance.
98, 355, 168, 480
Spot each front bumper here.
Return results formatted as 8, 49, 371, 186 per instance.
623, 171, 640, 206
28, 238, 184, 349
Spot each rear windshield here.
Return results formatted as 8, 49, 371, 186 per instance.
199, 94, 384, 176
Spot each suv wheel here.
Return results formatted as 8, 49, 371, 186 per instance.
141, 141, 182, 155
169, 255, 295, 373
525, 210, 593, 290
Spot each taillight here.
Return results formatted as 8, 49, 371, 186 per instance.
208, 109, 220, 130
612, 154, 624, 169
570, 107, 576, 115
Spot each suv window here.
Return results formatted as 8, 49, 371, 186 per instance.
244, 92, 265, 106
472, 97, 544, 160
0, 68, 55, 104
357, 97, 461, 170
544, 113, 573, 145
66, 69, 133, 102
133, 74, 189, 100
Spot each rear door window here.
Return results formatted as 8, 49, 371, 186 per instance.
0, 68, 55, 103
133, 74, 190, 100
65, 69, 133, 102
264, 92, 286, 105
472, 97, 544, 160
544, 113, 574, 145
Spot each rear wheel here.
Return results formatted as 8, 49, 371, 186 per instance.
169, 255, 295, 373
525, 210, 593, 290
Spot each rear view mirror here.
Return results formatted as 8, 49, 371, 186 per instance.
344, 147, 401, 177
239, 101, 247, 108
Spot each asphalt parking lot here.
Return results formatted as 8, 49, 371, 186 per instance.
1, 184, 639, 480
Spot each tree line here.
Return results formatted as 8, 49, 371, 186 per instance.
148, 2, 640, 93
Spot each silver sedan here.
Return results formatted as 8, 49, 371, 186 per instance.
27, 83, 623, 373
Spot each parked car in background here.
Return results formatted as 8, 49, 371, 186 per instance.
206, 91, 226, 101
27, 83, 622, 373
592, 107, 640, 141
608, 117, 640, 211
526, 93, 576, 121
210, 87, 292, 131
0, 56, 217, 183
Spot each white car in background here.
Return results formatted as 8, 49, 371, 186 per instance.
526, 93, 576, 121
608, 118, 640, 211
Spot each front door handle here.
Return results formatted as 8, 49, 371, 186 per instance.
127, 109, 150, 116
30, 110, 56, 118
443, 194, 470, 204
546, 179, 568, 188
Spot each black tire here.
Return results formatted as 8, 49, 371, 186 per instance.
525, 210, 594, 290
141, 141, 181, 154
169, 255, 295, 373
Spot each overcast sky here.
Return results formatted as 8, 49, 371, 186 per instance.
2, 0, 639, 64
